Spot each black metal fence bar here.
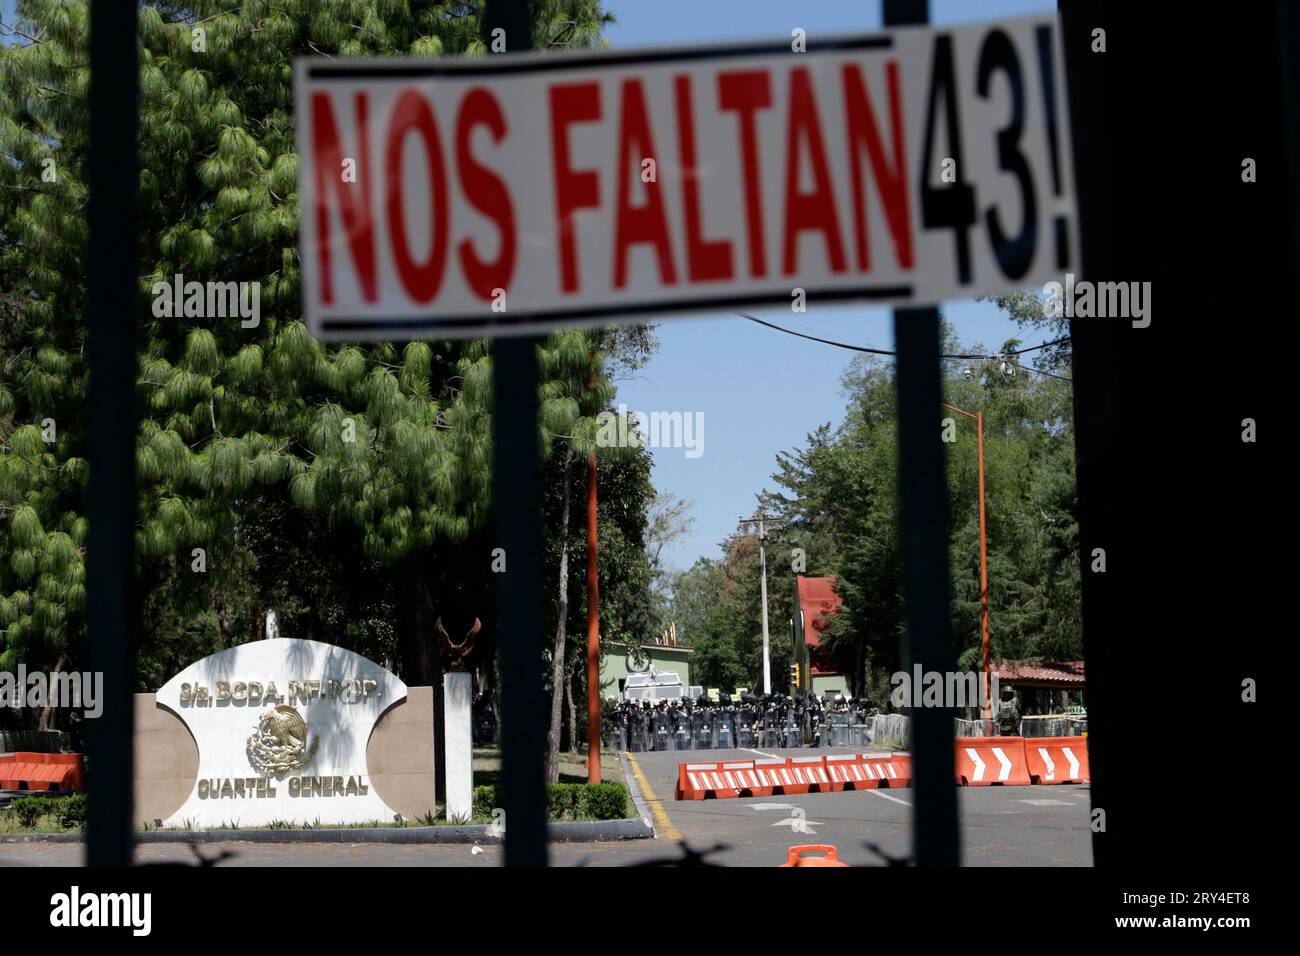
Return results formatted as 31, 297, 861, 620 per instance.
85, 0, 140, 867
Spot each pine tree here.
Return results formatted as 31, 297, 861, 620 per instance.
1, 1, 623, 701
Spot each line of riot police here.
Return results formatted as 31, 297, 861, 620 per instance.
607, 692, 880, 752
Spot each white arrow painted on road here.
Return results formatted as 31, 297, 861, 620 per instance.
965, 747, 985, 782
1062, 747, 1081, 779
992, 747, 1013, 781
748, 803, 820, 833
771, 815, 821, 833
1037, 747, 1056, 781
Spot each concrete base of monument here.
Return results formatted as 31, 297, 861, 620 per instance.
0, 818, 655, 844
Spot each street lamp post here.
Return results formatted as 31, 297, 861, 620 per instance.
943, 403, 992, 723
739, 510, 774, 694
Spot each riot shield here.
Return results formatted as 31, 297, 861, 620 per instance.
672, 713, 690, 751
717, 712, 735, 749
652, 714, 671, 751
762, 710, 782, 749
627, 710, 647, 752
737, 712, 755, 749
829, 712, 850, 747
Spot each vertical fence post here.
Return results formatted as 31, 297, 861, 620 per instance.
883, 0, 961, 866
85, 0, 139, 867
1058, 0, 1115, 868
484, 0, 548, 867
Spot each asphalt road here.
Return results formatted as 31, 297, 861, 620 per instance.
622, 745, 1092, 867
0, 746, 1092, 867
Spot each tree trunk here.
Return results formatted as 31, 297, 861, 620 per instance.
545, 449, 573, 784
213, 589, 231, 649
396, 551, 445, 805
304, 585, 317, 641
36, 655, 64, 732
855, 636, 866, 699
397, 552, 437, 684
565, 666, 577, 754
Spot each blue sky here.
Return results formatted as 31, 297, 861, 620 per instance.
603, 0, 1056, 571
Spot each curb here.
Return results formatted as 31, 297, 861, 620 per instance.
0, 817, 654, 845
617, 751, 657, 835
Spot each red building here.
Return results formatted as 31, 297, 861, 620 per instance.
791, 576, 849, 695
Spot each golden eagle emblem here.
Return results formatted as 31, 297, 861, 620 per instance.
246, 704, 318, 773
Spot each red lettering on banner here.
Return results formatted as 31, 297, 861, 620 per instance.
842, 62, 913, 272
311, 92, 377, 304
385, 89, 449, 302
456, 88, 517, 300
674, 75, 733, 283
717, 70, 772, 278
782, 68, 846, 276
549, 82, 602, 294
613, 79, 677, 289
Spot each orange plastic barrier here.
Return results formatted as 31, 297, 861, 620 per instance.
677, 759, 766, 800
749, 758, 785, 796
954, 736, 1031, 786
825, 754, 870, 790
780, 844, 848, 867
1024, 736, 1090, 784
879, 752, 911, 787
786, 756, 832, 794
0, 752, 86, 792
677, 738, 1085, 799
676, 752, 914, 799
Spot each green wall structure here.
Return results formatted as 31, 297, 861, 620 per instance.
811, 674, 848, 696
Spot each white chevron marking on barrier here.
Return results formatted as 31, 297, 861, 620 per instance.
966, 748, 986, 781
1038, 747, 1056, 780
1063, 747, 1081, 778
993, 747, 1012, 781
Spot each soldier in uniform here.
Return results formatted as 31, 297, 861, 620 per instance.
998, 687, 1021, 736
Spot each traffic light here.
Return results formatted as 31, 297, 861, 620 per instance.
790, 661, 801, 687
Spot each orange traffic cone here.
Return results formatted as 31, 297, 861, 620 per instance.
780, 844, 848, 867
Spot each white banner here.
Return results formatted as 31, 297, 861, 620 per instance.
295, 14, 1076, 339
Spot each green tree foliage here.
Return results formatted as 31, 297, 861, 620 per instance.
1, 0, 643, 715
665, 321, 1081, 702
667, 532, 796, 694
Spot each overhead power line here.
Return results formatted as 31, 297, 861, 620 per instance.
737, 312, 1072, 381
